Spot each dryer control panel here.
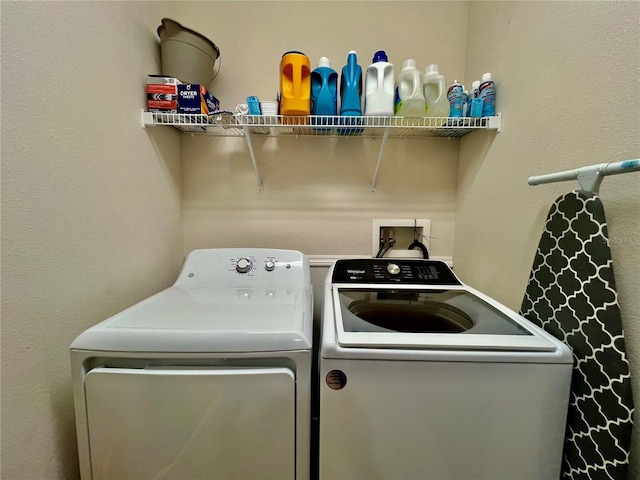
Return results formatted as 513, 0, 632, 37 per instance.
174, 248, 311, 288
332, 259, 461, 285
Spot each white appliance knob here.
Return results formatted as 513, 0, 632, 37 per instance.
387, 263, 400, 275
265, 260, 276, 271
236, 258, 252, 273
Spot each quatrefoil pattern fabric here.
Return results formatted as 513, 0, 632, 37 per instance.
520, 190, 634, 480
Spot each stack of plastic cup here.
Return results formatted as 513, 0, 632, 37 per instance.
260, 101, 278, 115
260, 101, 279, 125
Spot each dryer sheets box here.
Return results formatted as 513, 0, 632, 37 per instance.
177, 84, 220, 115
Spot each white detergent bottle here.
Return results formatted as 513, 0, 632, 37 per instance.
364, 50, 395, 116
394, 59, 425, 117
423, 64, 449, 118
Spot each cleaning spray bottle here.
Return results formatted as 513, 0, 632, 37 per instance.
479, 72, 496, 117
470, 80, 483, 118
447, 79, 463, 118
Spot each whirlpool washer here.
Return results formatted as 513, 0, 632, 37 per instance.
319, 258, 572, 480
71, 248, 312, 480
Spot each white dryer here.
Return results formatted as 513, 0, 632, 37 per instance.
71, 248, 312, 480
319, 258, 572, 480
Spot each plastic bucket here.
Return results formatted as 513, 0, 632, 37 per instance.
157, 18, 220, 88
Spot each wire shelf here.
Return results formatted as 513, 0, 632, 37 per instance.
142, 111, 501, 138
141, 110, 501, 192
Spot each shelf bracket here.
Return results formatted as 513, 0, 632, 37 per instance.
141, 109, 153, 128
370, 125, 390, 192
241, 126, 264, 192
487, 112, 502, 132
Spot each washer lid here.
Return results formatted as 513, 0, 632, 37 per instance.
71, 286, 312, 353
332, 286, 559, 352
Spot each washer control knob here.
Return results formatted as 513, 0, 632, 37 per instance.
235, 258, 252, 274
265, 260, 276, 272
387, 263, 400, 275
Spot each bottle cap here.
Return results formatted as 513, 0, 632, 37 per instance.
372, 50, 388, 63
472, 80, 480, 89
425, 64, 439, 74
318, 57, 331, 68
349, 50, 357, 56
402, 59, 416, 70
482, 72, 492, 81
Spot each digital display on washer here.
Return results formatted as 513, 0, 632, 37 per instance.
337, 289, 531, 336
332, 259, 461, 285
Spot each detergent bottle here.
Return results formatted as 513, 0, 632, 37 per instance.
423, 64, 449, 118
364, 50, 394, 116
279, 51, 311, 116
311, 57, 338, 116
340, 51, 362, 116
394, 59, 425, 117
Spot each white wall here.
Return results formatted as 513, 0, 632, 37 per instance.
179, 1, 469, 258
0, 2, 182, 478
456, 2, 640, 476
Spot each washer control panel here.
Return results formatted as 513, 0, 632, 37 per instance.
332, 259, 461, 285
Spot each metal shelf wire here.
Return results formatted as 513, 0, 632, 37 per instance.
142, 111, 501, 138
141, 110, 502, 191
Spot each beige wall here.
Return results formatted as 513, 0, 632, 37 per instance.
179, 1, 469, 258
2, 1, 639, 478
1, 2, 183, 478
456, 2, 640, 476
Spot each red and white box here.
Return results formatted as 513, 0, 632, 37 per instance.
146, 75, 181, 112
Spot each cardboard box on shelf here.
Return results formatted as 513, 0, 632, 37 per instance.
146, 75, 181, 112
177, 84, 220, 115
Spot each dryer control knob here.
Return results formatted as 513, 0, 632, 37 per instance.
265, 260, 276, 271
387, 263, 400, 275
236, 258, 252, 273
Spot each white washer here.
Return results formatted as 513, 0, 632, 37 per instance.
319, 258, 572, 480
71, 248, 312, 480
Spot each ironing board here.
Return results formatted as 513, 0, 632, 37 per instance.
520, 190, 634, 479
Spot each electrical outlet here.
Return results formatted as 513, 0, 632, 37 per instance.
372, 219, 431, 258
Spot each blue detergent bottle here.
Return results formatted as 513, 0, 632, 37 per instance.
340, 51, 362, 116
311, 57, 338, 116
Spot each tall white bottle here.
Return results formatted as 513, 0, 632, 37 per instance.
394, 59, 425, 117
364, 50, 395, 116
423, 64, 449, 117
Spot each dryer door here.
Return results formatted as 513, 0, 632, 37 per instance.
84, 366, 295, 480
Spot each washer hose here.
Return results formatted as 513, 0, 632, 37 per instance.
408, 240, 429, 259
